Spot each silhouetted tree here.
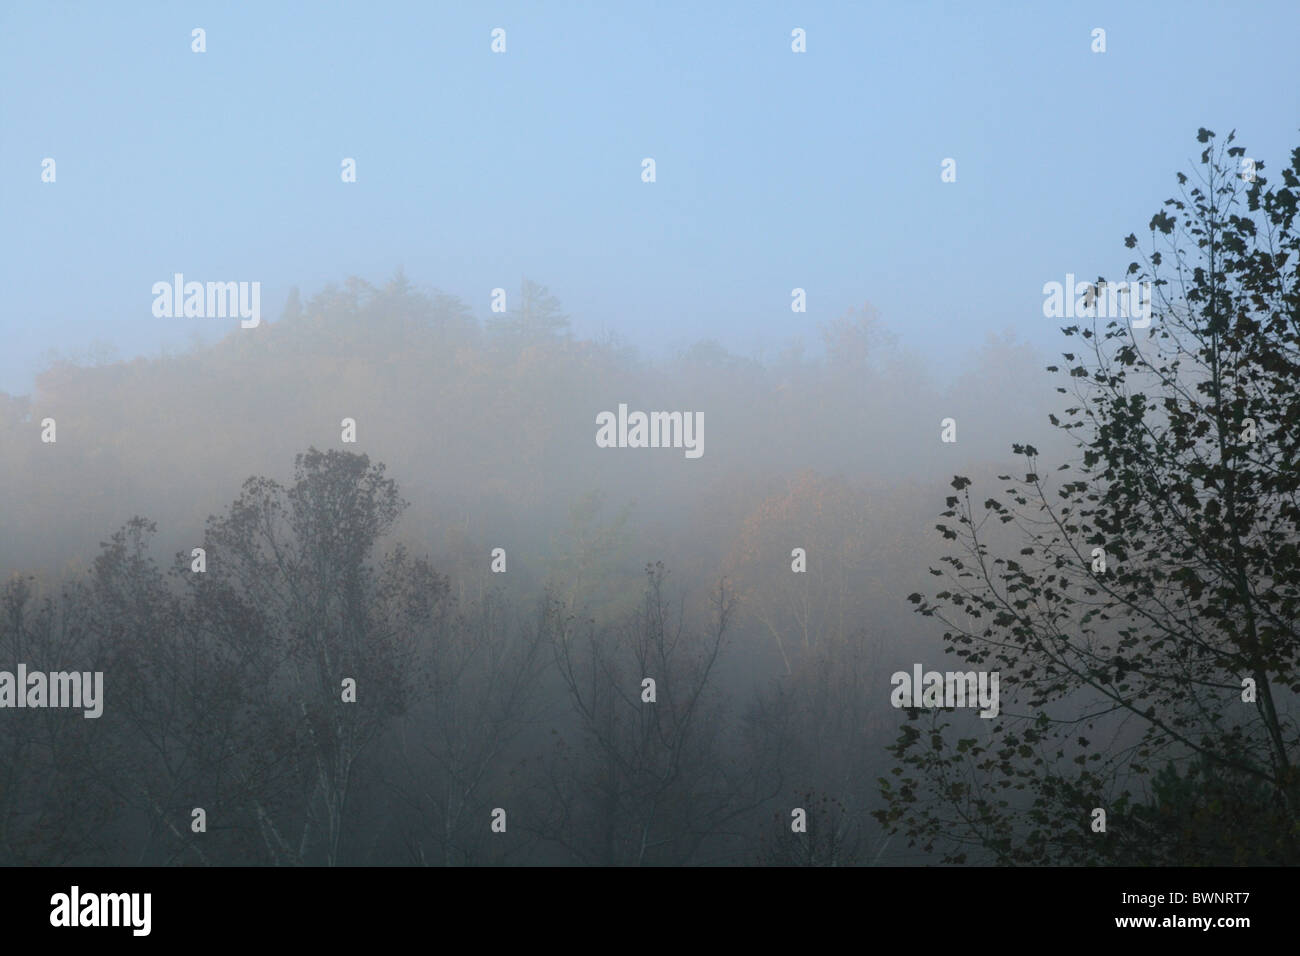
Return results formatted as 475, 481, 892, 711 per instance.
0, 574, 116, 864
880, 129, 1300, 864
190, 448, 421, 864
537, 564, 771, 864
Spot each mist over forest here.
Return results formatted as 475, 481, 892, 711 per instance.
0, 270, 1074, 864
6, 128, 1298, 865
3, 5, 1297, 875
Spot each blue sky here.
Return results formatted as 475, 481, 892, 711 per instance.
1, 0, 1297, 394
